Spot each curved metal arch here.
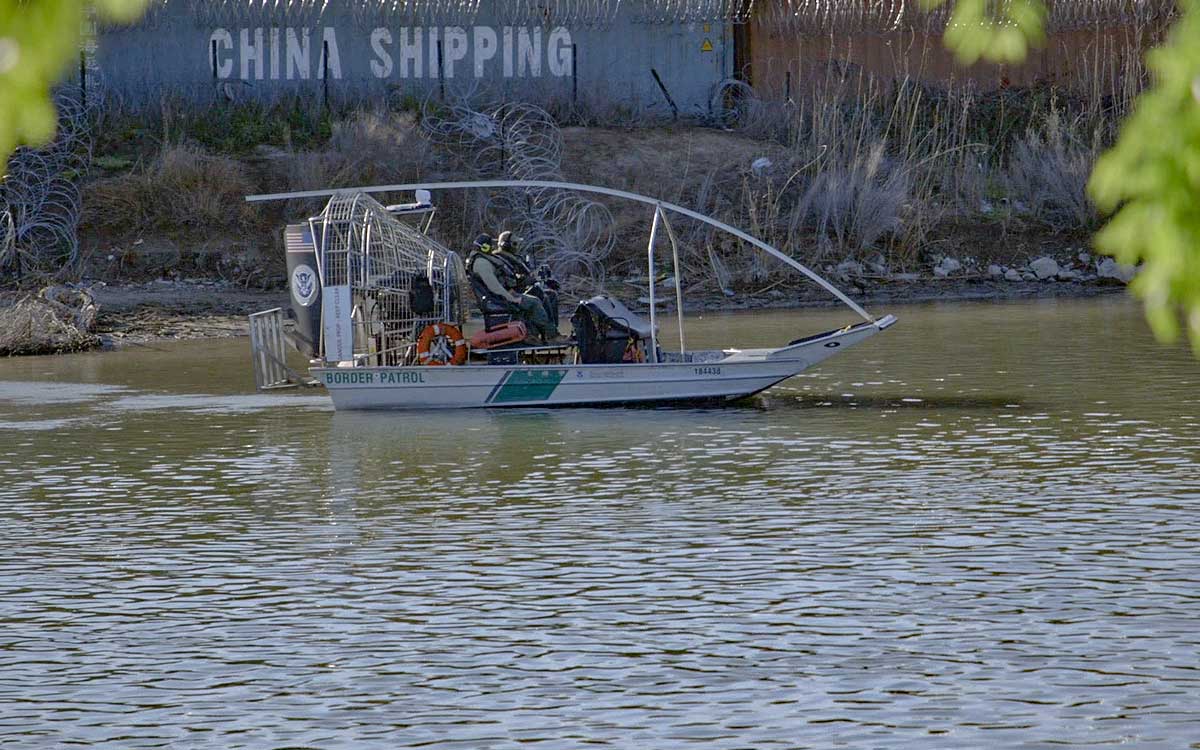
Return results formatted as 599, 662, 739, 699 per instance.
247, 179, 876, 324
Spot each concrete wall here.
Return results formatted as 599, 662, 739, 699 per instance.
92, 1, 734, 115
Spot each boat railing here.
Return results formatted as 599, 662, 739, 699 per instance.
248, 180, 879, 327
249, 308, 312, 390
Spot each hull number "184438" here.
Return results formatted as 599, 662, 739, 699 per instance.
694, 366, 722, 375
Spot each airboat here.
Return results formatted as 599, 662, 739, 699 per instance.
245, 180, 896, 410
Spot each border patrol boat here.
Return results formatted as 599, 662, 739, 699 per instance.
245, 180, 897, 410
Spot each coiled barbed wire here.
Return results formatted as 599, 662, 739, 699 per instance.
0, 208, 14, 270
199, 0, 332, 27
422, 99, 615, 282
350, 0, 487, 29
758, 0, 1172, 34
110, 0, 1177, 32
1037, 0, 1172, 32
490, 0, 624, 26
351, 0, 625, 27
0, 89, 96, 279
631, 0, 753, 23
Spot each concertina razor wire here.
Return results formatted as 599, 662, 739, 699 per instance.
421, 98, 616, 286
0, 88, 96, 279
111, 0, 1173, 31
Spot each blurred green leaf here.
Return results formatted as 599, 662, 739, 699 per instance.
929, 0, 1048, 65
930, 0, 1200, 354
92, 0, 146, 22
1086, 0, 1200, 353
0, 0, 147, 172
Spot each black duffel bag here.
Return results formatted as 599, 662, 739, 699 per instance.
571, 295, 655, 364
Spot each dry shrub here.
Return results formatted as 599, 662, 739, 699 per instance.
1005, 110, 1100, 230
329, 109, 434, 182
273, 108, 437, 217
683, 140, 910, 289
681, 76, 963, 282
282, 109, 433, 190
795, 143, 909, 254
704, 63, 1138, 278
85, 145, 256, 235
154, 146, 256, 229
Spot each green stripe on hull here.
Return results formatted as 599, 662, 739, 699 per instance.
489, 369, 568, 403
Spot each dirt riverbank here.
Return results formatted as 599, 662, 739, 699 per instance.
89, 281, 289, 346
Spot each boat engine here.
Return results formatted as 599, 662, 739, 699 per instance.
284, 223, 321, 357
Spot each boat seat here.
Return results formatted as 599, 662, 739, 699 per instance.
471, 287, 518, 332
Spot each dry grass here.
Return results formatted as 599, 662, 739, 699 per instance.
557, 91, 926, 284
330, 109, 434, 182
84, 145, 257, 236
82, 108, 436, 245
1004, 109, 1102, 230
650, 52, 1142, 287
270, 109, 437, 217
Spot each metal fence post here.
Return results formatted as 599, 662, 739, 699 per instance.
437, 39, 445, 101
322, 40, 330, 109
650, 68, 678, 120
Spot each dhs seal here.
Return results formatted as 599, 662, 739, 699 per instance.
291, 264, 318, 307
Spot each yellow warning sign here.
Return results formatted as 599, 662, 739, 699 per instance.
701, 38, 714, 53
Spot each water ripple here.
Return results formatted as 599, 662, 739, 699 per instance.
1, 298, 1199, 749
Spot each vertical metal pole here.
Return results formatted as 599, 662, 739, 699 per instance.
785, 70, 791, 102
313, 221, 326, 361
659, 210, 686, 355
211, 39, 217, 80
646, 207, 661, 364
79, 50, 86, 109
571, 43, 578, 106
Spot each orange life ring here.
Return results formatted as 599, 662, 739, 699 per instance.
416, 323, 468, 366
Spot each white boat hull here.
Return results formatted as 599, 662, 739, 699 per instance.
313, 317, 893, 410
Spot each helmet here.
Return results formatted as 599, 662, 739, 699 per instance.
496, 231, 517, 252
472, 233, 494, 252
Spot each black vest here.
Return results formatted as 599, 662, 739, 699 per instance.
467, 250, 532, 292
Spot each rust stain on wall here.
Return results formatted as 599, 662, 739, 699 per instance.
744, 7, 1164, 96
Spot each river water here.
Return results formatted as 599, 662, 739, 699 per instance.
1, 295, 1198, 749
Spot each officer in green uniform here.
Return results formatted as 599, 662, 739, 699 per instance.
467, 232, 565, 344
